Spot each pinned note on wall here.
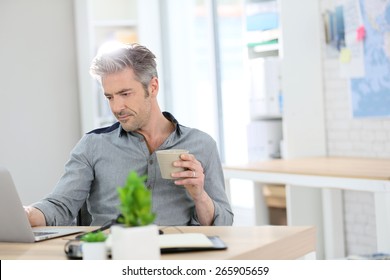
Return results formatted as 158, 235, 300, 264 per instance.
340, 48, 352, 63
338, 0, 365, 78
356, 25, 365, 41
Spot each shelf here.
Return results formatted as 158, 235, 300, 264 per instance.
248, 45, 278, 58
253, 43, 279, 53
245, 0, 279, 59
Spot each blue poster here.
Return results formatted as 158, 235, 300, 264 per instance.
350, 0, 390, 118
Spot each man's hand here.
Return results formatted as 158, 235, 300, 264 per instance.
24, 206, 46, 227
171, 153, 215, 225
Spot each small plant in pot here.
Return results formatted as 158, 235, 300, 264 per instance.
117, 171, 156, 227
81, 230, 108, 243
111, 171, 160, 260
81, 231, 108, 260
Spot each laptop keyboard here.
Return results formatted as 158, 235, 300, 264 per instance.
33, 231, 57, 236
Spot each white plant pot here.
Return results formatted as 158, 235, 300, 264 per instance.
111, 224, 161, 260
82, 242, 107, 260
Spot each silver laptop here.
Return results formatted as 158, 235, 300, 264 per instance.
0, 167, 82, 242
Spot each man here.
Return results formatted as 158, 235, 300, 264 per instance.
25, 43, 233, 227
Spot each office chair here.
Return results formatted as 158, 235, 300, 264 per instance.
77, 201, 92, 226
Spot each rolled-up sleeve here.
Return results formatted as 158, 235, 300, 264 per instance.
190, 141, 234, 226
32, 136, 94, 226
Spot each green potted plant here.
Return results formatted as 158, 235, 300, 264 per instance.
81, 230, 108, 242
111, 171, 160, 260
80, 231, 108, 260
116, 171, 156, 226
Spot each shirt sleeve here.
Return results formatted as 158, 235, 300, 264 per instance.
31, 135, 95, 226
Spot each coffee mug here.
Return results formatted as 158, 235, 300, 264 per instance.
156, 149, 189, 179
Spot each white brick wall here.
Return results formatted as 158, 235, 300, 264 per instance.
321, 0, 390, 255
343, 191, 377, 255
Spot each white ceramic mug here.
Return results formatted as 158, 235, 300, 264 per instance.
156, 149, 189, 179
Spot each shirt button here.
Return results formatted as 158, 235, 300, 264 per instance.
149, 159, 153, 165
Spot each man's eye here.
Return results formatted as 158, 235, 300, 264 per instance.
120, 93, 128, 97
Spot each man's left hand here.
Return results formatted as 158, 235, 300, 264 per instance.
171, 153, 205, 201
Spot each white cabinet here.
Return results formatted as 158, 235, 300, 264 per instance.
245, 0, 283, 160
246, 0, 327, 159
249, 57, 282, 119
247, 120, 283, 161
244, 0, 285, 227
245, 2, 328, 258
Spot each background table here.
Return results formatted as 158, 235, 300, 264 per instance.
223, 157, 390, 259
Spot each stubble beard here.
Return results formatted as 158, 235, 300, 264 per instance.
119, 98, 152, 133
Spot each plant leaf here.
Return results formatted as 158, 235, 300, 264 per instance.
116, 170, 156, 227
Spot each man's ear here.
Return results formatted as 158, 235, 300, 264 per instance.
149, 77, 159, 97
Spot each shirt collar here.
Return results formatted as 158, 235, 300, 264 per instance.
162, 111, 182, 136
118, 111, 182, 137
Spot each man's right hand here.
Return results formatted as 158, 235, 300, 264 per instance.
24, 206, 46, 227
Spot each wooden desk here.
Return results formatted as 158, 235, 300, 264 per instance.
0, 226, 316, 260
223, 157, 390, 259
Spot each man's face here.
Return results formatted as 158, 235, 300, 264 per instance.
102, 67, 152, 132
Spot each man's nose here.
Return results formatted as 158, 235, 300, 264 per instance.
111, 98, 125, 113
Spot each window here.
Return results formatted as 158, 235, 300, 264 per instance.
162, 0, 255, 225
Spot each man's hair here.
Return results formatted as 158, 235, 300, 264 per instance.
90, 43, 158, 91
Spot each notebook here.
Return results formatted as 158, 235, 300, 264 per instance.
0, 167, 82, 243
159, 233, 227, 253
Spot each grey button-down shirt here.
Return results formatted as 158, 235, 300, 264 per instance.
33, 112, 233, 226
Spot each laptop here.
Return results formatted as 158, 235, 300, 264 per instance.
0, 167, 82, 243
